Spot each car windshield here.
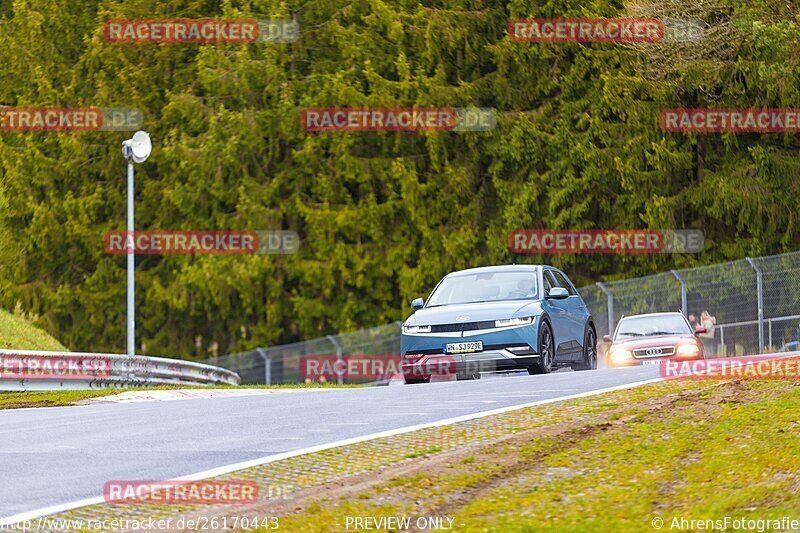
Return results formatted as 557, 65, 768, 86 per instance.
615, 315, 691, 339
426, 271, 538, 307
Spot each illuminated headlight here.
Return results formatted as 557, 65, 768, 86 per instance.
676, 343, 700, 357
403, 325, 431, 334
495, 316, 535, 328
609, 348, 633, 364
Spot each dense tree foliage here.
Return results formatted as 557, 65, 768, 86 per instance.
0, 0, 797, 357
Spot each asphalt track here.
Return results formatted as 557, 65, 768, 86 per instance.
0, 366, 660, 521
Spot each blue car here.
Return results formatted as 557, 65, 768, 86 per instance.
400, 265, 596, 384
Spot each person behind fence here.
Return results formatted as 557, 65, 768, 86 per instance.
688, 313, 698, 331
699, 310, 717, 357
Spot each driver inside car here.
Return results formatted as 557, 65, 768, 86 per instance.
516, 279, 537, 298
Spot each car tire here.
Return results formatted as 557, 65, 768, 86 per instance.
530, 320, 554, 374
573, 325, 597, 371
404, 376, 431, 385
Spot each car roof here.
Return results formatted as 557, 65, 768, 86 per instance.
446, 264, 547, 276
620, 312, 685, 319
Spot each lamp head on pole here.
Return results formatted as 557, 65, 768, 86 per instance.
122, 131, 152, 164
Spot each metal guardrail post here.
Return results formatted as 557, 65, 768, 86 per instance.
596, 282, 614, 336
326, 334, 343, 385
671, 270, 688, 316
746, 257, 765, 351
255, 348, 271, 385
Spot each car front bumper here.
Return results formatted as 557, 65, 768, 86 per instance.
607, 354, 705, 368
400, 323, 541, 377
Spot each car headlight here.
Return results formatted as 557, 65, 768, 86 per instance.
676, 343, 700, 357
609, 348, 633, 364
495, 316, 535, 328
403, 325, 431, 334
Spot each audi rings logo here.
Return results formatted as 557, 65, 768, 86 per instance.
455, 316, 471, 322
646, 348, 664, 356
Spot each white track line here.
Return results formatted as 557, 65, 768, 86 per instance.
0, 377, 663, 526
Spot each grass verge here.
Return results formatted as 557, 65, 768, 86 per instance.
0, 382, 361, 410
0, 389, 122, 409
273, 379, 800, 532
0, 308, 66, 351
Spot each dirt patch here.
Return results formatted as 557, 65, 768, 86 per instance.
169, 380, 739, 529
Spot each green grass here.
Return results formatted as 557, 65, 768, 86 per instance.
0, 382, 361, 410
0, 307, 66, 351
0, 389, 122, 409
404, 446, 443, 459
273, 379, 800, 532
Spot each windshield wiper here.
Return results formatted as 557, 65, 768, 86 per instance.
429, 299, 532, 307
618, 332, 644, 337
650, 331, 681, 336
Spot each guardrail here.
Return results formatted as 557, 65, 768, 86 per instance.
0, 349, 240, 391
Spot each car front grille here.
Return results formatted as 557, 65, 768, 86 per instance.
633, 346, 676, 358
429, 320, 497, 333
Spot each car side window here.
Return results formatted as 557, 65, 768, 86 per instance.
551, 271, 577, 296
542, 270, 555, 294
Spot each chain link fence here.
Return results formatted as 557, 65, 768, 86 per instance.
205, 323, 402, 385
207, 251, 800, 384
582, 251, 800, 357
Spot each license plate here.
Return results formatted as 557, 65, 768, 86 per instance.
444, 341, 483, 354
641, 360, 662, 366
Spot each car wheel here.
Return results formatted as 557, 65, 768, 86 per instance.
404, 376, 431, 384
573, 326, 597, 371
530, 321, 554, 374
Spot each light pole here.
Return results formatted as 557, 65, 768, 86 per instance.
121, 131, 152, 357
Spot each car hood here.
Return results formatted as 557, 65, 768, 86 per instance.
612, 334, 696, 349
405, 301, 542, 326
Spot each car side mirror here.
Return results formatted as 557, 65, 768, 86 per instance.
546, 287, 569, 300
603, 335, 612, 343
694, 326, 707, 335
410, 298, 425, 311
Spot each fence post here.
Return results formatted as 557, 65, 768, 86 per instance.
596, 282, 614, 335
671, 270, 688, 316
746, 257, 764, 351
768, 319, 773, 349
255, 348, 271, 385
326, 334, 343, 385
